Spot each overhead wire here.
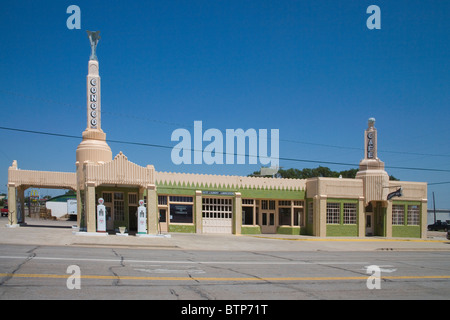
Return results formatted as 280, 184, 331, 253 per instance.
1, 125, 450, 174
1, 89, 450, 159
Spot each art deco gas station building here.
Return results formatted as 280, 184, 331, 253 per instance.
6, 32, 428, 238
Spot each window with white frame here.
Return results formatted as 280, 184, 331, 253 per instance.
392, 204, 405, 225
343, 203, 357, 224
326, 203, 340, 224
407, 205, 420, 225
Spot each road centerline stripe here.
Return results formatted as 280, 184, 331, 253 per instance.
2, 272, 450, 282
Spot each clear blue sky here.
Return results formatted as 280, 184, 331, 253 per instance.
1, 1, 449, 209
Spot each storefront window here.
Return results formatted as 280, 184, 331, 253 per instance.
242, 206, 254, 225
242, 198, 255, 225
279, 207, 291, 225
170, 204, 193, 223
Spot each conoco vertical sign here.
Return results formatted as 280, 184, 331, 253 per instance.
88, 77, 99, 129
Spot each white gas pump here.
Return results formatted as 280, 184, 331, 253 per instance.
137, 200, 147, 235
97, 198, 106, 232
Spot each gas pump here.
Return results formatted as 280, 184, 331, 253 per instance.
97, 198, 106, 232
137, 200, 147, 234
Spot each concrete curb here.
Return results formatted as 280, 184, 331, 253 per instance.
1, 217, 449, 252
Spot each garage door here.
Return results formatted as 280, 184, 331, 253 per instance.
202, 198, 233, 234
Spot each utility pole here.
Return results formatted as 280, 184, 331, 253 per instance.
433, 192, 436, 224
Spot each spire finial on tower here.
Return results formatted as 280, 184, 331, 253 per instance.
87, 30, 101, 61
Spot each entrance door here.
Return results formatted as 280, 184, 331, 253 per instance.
159, 208, 168, 232
113, 192, 125, 230
103, 192, 114, 231
261, 211, 276, 233
374, 202, 386, 237
128, 193, 138, 232
366, 212, 374, 236
102, 192, 125, 232
260, 200, 276, 233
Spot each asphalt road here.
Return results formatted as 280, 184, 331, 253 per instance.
1, 243, 450, 300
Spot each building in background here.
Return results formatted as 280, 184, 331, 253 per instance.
45, 194, 77, 219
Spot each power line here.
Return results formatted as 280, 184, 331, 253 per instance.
1, 126, 450, 174
280, 138, 450, 158
428, 181, 450, 186
1, 89, 450, 159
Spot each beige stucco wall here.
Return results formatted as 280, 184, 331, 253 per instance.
83, 152, 155, 188
390, 181, 427, 201
356, 169, 389, 205
306, 178, 364, 237
146, 185, 158, 234
306, 177, 363, 199
8, 161, 76, 190
390, 180, 427, 239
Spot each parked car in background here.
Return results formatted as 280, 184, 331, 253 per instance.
428, 220, 450, 231
1, 206, 8, 217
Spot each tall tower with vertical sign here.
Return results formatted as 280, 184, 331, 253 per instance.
76, 31, 112, 227
356, 118, 389, 204
76, 31, 112, 167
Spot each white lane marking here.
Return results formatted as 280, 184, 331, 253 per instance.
0, 255, 368, 266
363, 265, 397, 273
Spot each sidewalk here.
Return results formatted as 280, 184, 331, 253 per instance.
1, 217, 450, 252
